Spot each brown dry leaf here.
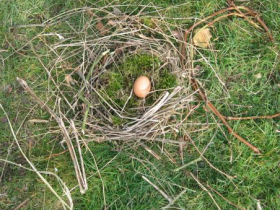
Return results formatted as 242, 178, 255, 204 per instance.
65, 74, 75, 86
3, 85, 13, 94
113, 8, 122, 15
0, 116, 8, 123
108, 20, 117, 26
86, 9, 95, 17
254, 73, 262, 79
193, 28, 212, 48
96, 21, 107, 35
172, 30, 183, 40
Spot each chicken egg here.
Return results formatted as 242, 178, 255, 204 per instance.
133, 76, 151, 98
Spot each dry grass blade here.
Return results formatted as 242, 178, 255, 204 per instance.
142, 175, 173, 203
16, 78, 88, 194
0, 105, 73, 210
189, 172, 222, 210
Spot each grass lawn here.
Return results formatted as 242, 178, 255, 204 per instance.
0, 0, 279, 209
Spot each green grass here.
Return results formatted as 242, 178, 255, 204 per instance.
0, 0, 280, 209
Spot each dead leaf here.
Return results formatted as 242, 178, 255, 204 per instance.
193, 28, 212, 48
86, 9, 95, 17
3, 85, 13, 94
0, 116, 8, 123
172, 30, 183, 40
254, 73, 262, 79
108, 20, 117, 26
96, 21, 107, 35
65, 74, 75, 86
113, 8, 122, 15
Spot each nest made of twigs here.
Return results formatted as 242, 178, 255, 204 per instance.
40, 7, 195, 147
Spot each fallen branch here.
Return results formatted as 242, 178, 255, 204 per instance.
180, 4, 274, 61
178, 3, 275, 154
190, 78, 261, 154
225, 113, 280, 120
228, 1, 274, 42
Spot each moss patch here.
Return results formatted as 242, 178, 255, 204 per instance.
99, 53, 177, 124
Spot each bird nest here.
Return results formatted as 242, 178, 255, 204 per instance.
38, 7, 194, 147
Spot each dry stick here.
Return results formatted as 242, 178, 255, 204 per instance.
227, 0, 261, 30
228, 1, 274, 42
14, 198, 30, 210
70, 120, 88, 193
188, 172, 222, 210
174, 157, 202, 172
206, 183, 245, 210
186, 134, 234, 180
190, 78, 261, 154
0, 106, 72, 210
16, 77, 88, 194
181, 5, 274, 60
206, 12, 249, 27
179, 5, 273, 154
142, 175, 173, 203
142, 144, 162, 160
46, 149, 69, 160
162, 188, 188, 209
180, 6, 236, 60
0, 105, 37, 183
14, 194, 36, 210
225, 113, 280, 120
207, 100, 261, 154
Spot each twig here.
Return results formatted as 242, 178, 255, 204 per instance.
16, 77, 88, 194
174, 157, 202, 172
70, 120, 88, 194
189, 172, 221, 210
190, 78, 261, 154
162, 188, 188, 209
14, 194, 36, 210
0, 105, 72, 209
142, 144, 162, 160
225, 113, 280, 120
206, 183, 245, 210
181, 4, 274, 61
206, 100, 261, 154
142, 175, 173, 203
230, 2, 274, 42
46, 149, 69, 160
227, 0, 261, 30
187, 135, 235, 180
179, 2, 276, 154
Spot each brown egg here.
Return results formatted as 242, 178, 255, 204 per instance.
133, 76, 151, 98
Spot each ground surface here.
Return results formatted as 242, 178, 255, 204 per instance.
0, 0, 279, 209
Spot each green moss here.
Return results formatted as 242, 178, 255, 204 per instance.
121, 53, 161, 78
156, 69, 177, 90
99, 53, 177, 124
140, 17, 156, 29
105, 72, 124, 97
111, 115, 128, 126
